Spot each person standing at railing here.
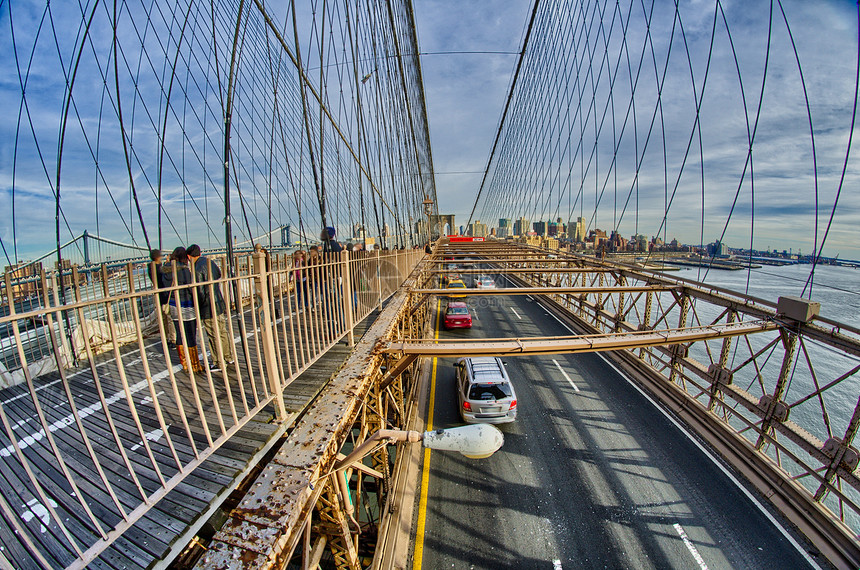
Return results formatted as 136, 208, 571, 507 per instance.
164, 246, 204, 374
320, 226, 343, 253
187, 244, 235, 371
307, 247, 321, 308
291, 250, 308, 309
148, 249, 177, 347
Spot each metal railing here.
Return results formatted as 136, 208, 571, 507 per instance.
197, 248, 434, 569
454, 240, 860, 567
0, 248, 425, 568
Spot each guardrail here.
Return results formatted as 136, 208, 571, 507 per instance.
461, 241, 860, 567
0, 248, 424, 568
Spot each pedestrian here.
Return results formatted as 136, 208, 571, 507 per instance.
320, 226, 343, 253
424, 243, 432, 254
307, 247, 321, 308
291, 250, 308, 308
187, 244, 235, 370
164, 247, 204, 373
148, 249, 176, 346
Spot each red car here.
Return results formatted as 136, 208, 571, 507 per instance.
444, 302, 472, 329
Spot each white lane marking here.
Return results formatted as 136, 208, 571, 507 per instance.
552, 559, 562, 569
140, 391, 165, 406
1, 304, 261, 406
673, 523, 709, 569
21, 497, 57, 533
511, 307, 522, 320
534, 299, 822, 570
130, 426, 167, 452
552, 359, 580, 392
0, 365, 182, 457
11, 417, 36, 431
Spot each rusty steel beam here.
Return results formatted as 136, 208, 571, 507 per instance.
383, 321, 777, 356
196, 261, 428, 569
428, 258, 586, 264
412, 285, 674, 296
475, 255, 860, 355
425, 268, 613, 274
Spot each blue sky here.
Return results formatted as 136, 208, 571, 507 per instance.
2, 1, 859, 262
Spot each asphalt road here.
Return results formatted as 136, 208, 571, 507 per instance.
411, 273, 819, 570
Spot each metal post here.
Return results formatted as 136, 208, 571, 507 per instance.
341, 250, 355, 346
376, 248, 383, 312
82, 230, 90, 265
615, 274, 626, 332
708, 310, 737, 411
755, 329, 798, 450
46, 266, 74, 368
253, 251, 287, 421
669, 293, 690, 385
317, 475, 360, 569
814, 392, 860, 501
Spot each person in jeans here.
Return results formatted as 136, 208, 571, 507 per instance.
291, 249, 308, 309
187, 244, 235, 371
148, 249, 176, 346
164, 247, 204, 373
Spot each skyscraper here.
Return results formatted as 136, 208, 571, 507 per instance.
513, 217, 530, 236
469, 220, 488, 237
567, 217, 585, 242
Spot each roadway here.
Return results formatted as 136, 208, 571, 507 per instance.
410, 272, 820, 569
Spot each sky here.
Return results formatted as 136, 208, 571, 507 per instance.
413, 0, 860, 259
2, 1, 859, 263
413, 0, 533, 227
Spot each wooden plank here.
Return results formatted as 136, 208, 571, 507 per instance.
0, 296, 386, 569
0, 458, 72, 569
0, 440, 99, 567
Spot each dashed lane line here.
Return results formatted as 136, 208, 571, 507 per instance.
552, 359, 580, 392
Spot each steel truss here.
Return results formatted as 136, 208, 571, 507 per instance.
421, 240, 860, 568
199, 255, 433, 569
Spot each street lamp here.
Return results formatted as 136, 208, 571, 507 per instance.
330, 425, 504, 532
335, 424, 504, 472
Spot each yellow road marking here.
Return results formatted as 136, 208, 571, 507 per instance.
412, 299, 441, 570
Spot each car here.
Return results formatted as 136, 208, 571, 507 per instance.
446, 278, 467, 298
441, 270, 460, 287
475, 276, 496, 289
455, 357, 517, 424
444, 301, 472, 329
441, 263, 461, 286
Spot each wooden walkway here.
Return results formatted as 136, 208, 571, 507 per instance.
0, 303, 386, 569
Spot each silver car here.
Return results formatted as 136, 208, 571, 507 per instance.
455, 357, 517, 424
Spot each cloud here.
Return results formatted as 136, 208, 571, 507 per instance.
415, 0, 860, 259
3, 1, 859, 263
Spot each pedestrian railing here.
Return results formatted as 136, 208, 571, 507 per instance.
0, 247, 424, 568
